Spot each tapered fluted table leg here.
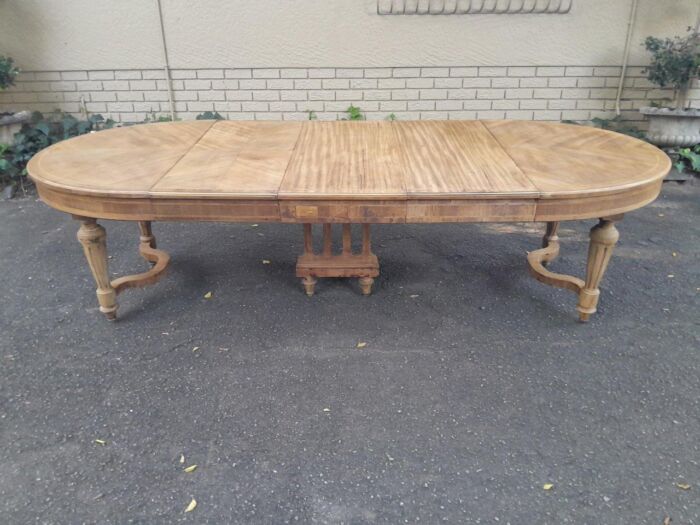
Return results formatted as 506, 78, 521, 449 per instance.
76, 218, 118, 320
576, 218, 620, 322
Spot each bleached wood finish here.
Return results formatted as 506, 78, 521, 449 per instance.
577, 218, 620, 321
110, 221, 170, 295
29, 120, 669, 219
76, 218, 118, 320
151, 122, 301, 198
485, 121, 669, 197
527, 216, 621, 322
28, 120, 670, 320
395, 120, 538, 197
279, 121, 406, 199
75, 217, 170, 319
296, 223, 379, 296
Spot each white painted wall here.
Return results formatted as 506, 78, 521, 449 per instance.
0, 0, 697, 71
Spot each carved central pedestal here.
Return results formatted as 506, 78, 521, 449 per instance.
296, 223, 379, 296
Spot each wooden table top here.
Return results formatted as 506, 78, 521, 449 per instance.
28, 120, 670, 223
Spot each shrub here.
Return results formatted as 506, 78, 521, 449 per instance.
644, 29, 700, 109
195, 111, 224, 120
0, 55, 19, 90
343, 105, 365, 121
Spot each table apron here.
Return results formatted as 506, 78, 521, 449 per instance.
36, 180, 663, 224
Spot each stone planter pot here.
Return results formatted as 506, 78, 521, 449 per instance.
0, 110, 31, 144
640, 107, 700, 147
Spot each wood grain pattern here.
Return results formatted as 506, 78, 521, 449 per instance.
407, 199, 536, 222
394, 120, 538, 197
28, 120, 671, 224
279, 121, 406, 199
279, 200, 406, 223
485, 120, 671, 197
30, 121, 214, 196
151, 121, 302, 198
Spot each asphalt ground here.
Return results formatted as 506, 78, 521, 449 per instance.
0, 182, 698, 524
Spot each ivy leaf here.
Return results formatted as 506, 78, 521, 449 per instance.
687, 153, 700, 171
35, 122, 50, 136
77, 121, 92, 135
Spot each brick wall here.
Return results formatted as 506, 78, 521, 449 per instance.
0, 66, 692, 128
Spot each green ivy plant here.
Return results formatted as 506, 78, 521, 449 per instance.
343, 105, 365, 121
142, 112, 177, 122
195, 111, 224, 120
675, 144, 700, 173
588, 116, 646, 139
0, 143, 12, 175
0, 55, 19, 90
644, 28, 700, 109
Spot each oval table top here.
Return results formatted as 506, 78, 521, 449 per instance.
28, 120, 670, 223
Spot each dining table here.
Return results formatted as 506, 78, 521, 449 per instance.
27, 119, 670, 321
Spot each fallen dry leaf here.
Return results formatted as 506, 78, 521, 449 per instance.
262, 259, 271, 264
356, 342, 367, 348
663, 517, 671, 525
204, 291, 213, 299
179, 454, 185, 464
184, 498, 197, 513
94, 439, 106, 445
543, 483, 554, 491
675, 482, 691, 490
184, 464, 198, 473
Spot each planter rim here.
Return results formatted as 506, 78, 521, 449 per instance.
0, 110, 31, 127
640, 106, 700, 117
